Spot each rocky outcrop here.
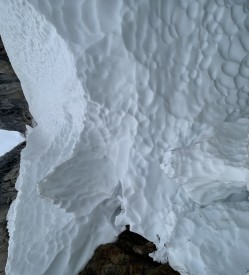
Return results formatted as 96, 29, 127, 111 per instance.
0, 206, 8, 275
0, 142, 25, 275
0, 37, 32, 133
80, 229, 180, 275
0, 142, 25, 206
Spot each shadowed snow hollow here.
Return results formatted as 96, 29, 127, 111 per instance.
0, 0, 249, 275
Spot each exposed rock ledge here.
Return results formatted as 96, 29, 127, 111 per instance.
0, 37, 179, 274
81, 228, 180, 275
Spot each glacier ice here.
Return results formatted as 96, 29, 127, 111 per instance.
0, 0, 249, 274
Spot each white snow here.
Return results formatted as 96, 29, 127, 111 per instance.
0, 130, 24, 156
0, 0, 249, 274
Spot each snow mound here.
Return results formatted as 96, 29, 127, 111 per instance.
0, 0, 249, 274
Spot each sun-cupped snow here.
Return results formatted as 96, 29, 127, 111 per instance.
0, 0, 249, 274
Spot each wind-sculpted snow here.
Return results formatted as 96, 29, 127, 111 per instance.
0, 0, 249, 274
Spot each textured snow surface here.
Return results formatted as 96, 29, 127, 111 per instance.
0, 0, 249, 274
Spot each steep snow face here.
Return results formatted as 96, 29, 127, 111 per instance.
0, 0, 249, 274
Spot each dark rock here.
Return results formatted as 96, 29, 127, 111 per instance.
0, 205, 8, 275
0, 142, 25, 274
0, 37, 32, 133
80, 229, 180, 275
0, 142, 26, 206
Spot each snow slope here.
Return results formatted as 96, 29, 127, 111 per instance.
0, 0, 249, 274
0, 130, 24, 157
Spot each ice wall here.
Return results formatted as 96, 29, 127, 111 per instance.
0, 0, 249, 274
